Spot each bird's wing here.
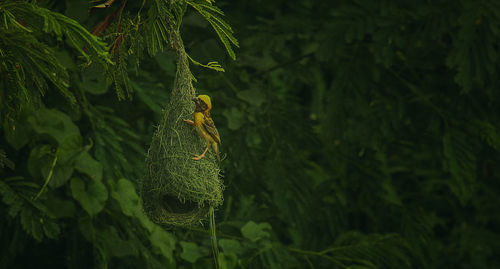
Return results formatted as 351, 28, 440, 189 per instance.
202, 115, 221, 145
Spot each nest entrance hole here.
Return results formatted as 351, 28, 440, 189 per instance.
161, 194, 198, 214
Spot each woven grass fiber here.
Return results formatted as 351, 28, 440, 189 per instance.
142, 31, 223, 226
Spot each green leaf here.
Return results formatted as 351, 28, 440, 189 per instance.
75, 151, 103, 181
27, 108, 81, 145
0, 178, 26, 218
70, 177, 108, 216
27, 144, 76, 188
473, 120, 500, 150
150, 226, 176, 260
442, 130, 477, 205
187, 0, 239, 60
180, 241, 209, 263
20, 207, 44, 242
19, 205, 60, 241
48, 164, 74, 188
0, 150, 14, 170
27, 144, 53, 179
96, 226, 139, 258
381, 180, 402, 206
42, 220, 61, 239
375, 151, 402, 206
218, 252, 238, 269
188, 54, 226, 72
111, 178, 140, 217
219, 239, 242, 255
241, 221, 272, 242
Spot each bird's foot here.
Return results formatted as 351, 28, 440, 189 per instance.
192, 154, 206, 160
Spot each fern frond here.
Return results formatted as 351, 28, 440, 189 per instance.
472, 120, 500, 150
109, 50, 132, 99
2, 1, 111, 64
1, 8, 32, 32
186, 0, 239, 60
144, 0, 175, 56
0, 29, 73, 109
0, 177, 59, 241
0, 149, 15, 170
446, 1, 500, 93
87, 105, 143, 179
0, 1, 113, 122
187, 54, 225, 72
0, 177, 25, 217
443, 127, 479, 205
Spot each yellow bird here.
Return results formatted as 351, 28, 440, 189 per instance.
184, 95, 221, 162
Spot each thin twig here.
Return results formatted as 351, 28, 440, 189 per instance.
33, 150, 58, 201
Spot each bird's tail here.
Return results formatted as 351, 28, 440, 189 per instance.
213, 143, 221, 163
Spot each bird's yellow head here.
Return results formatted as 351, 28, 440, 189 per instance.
193, 94, 212, 112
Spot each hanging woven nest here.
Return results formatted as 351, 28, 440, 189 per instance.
142, 28, 223, 226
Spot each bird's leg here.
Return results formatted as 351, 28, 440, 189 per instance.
193, 145, 210, 160
183, 119, 194, 126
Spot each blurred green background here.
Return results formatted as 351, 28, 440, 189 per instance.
1, 0, 500, 268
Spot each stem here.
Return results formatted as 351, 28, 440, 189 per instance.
33, 150, 58, 201
210, 206, 220, 269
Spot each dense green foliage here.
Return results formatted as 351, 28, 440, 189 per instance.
1, 0, 500, 268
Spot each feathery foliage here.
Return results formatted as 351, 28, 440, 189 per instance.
186, 0, 238, 60
2, 0, 500, 268
0, 0, 112, 123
